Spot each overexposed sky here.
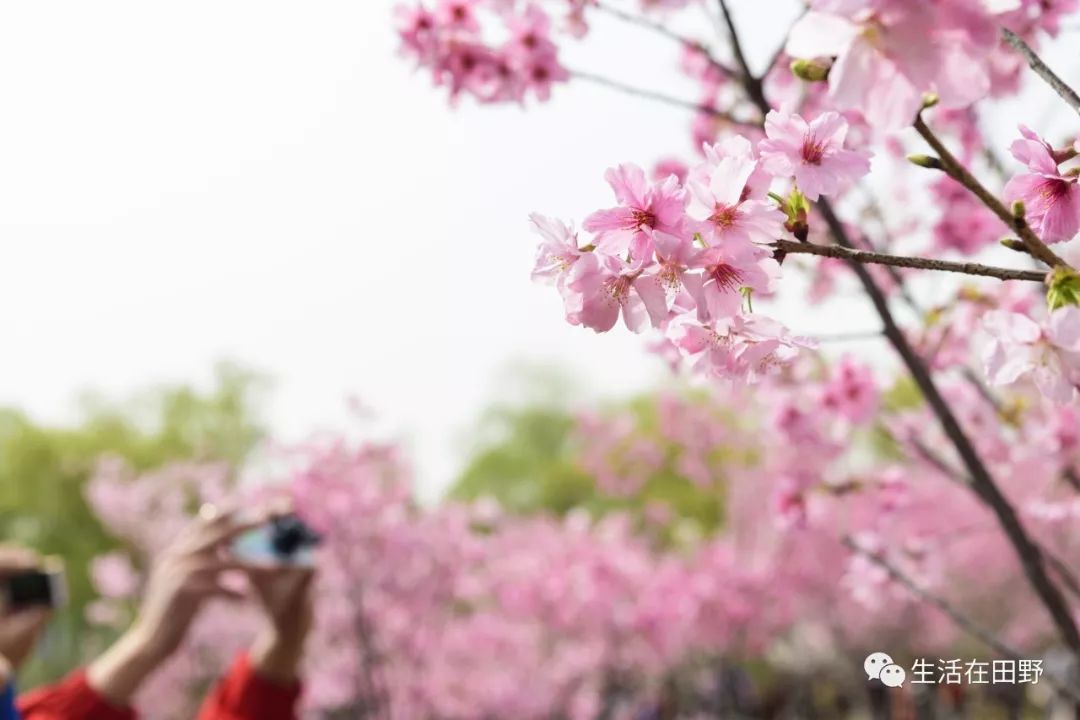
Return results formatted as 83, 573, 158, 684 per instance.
0, 1, 1075, 497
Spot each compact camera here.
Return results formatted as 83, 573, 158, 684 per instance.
233, 513, 322, 566
1, 556, 68, 610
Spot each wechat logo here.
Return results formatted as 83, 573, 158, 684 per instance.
865, 651, 906, 688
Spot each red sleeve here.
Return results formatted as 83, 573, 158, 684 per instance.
195, 653, 302, 720
16, 670, 136, 720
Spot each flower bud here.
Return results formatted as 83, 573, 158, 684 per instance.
907, 154, 943, 170
1047, 266, 1080, 310
790, 59, 830, 82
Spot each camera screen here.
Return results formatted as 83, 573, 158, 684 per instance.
5, 570, 59, 608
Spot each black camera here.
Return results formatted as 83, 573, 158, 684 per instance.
234, 513, 322, 565
268, 514, 322, 558
1, 557, 67, 610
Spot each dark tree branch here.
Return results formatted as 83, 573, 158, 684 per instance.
1003, 28, 1080, 117
774, 239, 1049, 282
706, 1, 1080, 663
715, 0, 769, 111
817, 198, 1080, 659
914, 115, 1068, 269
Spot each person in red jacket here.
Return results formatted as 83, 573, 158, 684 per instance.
3, 505, 314, 720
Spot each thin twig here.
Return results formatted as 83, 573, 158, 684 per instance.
593, 1, 737, 80
909, 434, 968, 484
774, 239, 1049, 283
914, 115, 1068, 269
569, 69, 757, 127
844, 536, 1080, 704
1003, 28, 1080, 117
812, 330, 884, 343
908, 430, 1080, 604
715, 0, 769, 111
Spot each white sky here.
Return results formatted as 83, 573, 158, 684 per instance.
0, 1, 1075, 498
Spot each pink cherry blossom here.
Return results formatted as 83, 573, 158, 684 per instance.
818, 354, 878, 423
633, 230, 703, 324
687, 239, 780, 322
435, 0, 481, 34
983, 307, 1080, 402
667, 313, 811, 381
931, 176, 1003, 254
758, 110, 871, 200
1003, 125, 1080, 244
562, 252, 666, 333
686, 137, 785, 247
583, 164, 686, 261
396, 1, 569, 104
785, 0, 996, 129
90, 552, 140, 599
530, 213, 583, 285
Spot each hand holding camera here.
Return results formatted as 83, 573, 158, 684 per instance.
85, 504, 321, 703
0, 546, 61, 684
234, 513, 320, 684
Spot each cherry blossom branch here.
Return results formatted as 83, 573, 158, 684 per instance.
715, 0, 769, 112
716, 3, 1080, 665
843, 536, 1080, 704
1002, 28, 1080, 117
813, 330, 884, 343
593, 1, 737, 80
907, 431, 1080, 605
818, 198, 1080, 661
773, 239, 1049, 283
714, 9, 1080, 652
569, 69, 757, 128
913, 114, 1069, 269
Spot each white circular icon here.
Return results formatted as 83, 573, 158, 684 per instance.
880, 663, 906, 688
864, 651, 894, 680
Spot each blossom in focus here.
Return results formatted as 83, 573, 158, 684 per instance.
686, 137, 785, 247
758, 110, 871, 200
584, 164, 686, 261
562, 252, 667, 333
687, 240, 780, 322
1003, 125, 1080, 244
636, 230, 705, 323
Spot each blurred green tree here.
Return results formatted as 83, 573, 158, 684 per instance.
449, 366, 726, 543
0, 362, 267, 681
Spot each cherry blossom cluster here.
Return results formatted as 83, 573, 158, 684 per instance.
785, 0, 1073, 130
82, 440, 798, 718
1004, 125, 1080, 243
395, 0, 1080, 707
395, 1, 570, 104
533, 111, 871, 381
80, 324, 1080, 714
